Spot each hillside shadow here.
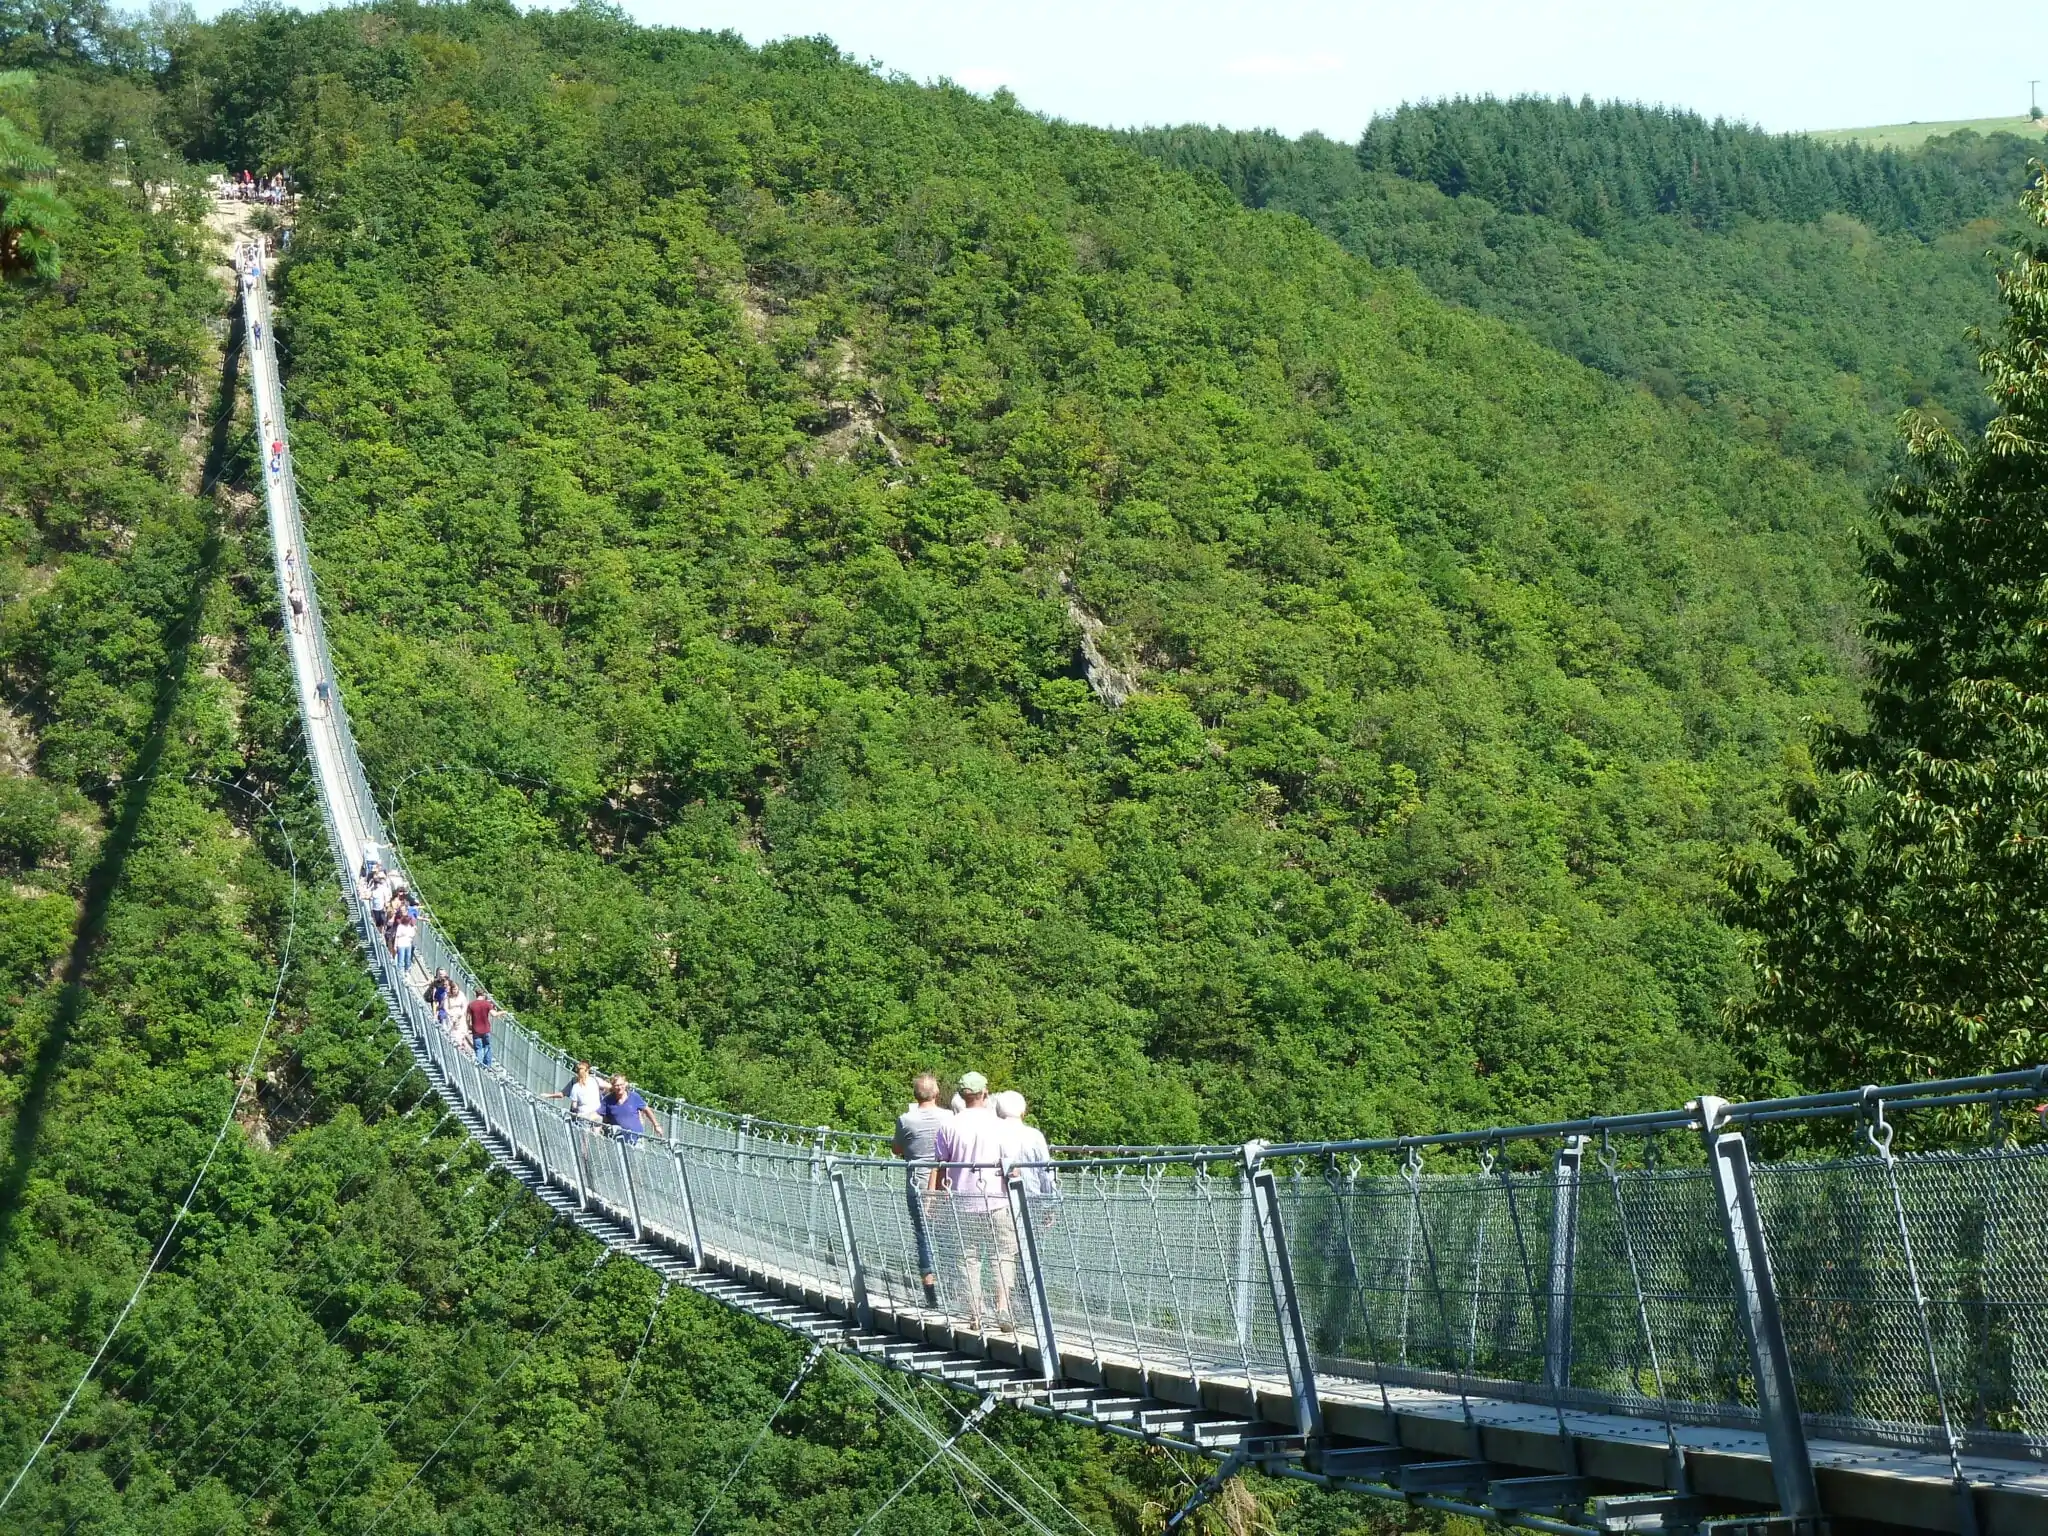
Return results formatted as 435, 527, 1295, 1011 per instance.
0, 293, 246, 1270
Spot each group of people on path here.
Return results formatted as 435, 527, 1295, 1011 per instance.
361, 854, 421, 975
545, 1059, 664, 1142
893, 1071, 1055, 1331
234, 168, 292, 206
360, 848, 662, 1139
253, 303, 330, 718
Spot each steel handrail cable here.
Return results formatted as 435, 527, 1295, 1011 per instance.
0, 763, 303, 1518
370, 761, 889, 1153
236, 231, 2048, 1468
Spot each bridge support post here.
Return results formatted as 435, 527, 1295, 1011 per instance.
1008, 1172, 1063, 1384
1546, 1136, 1584, 1392
1243, 1142, 1324, 1444
619, 1135, 645, 1242
527, 1097, 551, 1184
827, 1158, 872, 1330
570, 1123, 591, 1212
673, 1143, 706, 1269
1696, 1096, 1821, 1527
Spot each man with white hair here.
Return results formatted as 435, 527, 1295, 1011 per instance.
994, 1090, 1055, 1199
934, 1071, 1016, 1331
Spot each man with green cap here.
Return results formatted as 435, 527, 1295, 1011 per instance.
934, 1070, 1016, 1331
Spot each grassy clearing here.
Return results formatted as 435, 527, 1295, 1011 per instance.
1806, 115, 2046, 150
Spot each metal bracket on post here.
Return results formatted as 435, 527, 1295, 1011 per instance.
1547, 1135, 1584, 1393
618, 1135, 645, 1242
1007, 1171, 1064, 1384
1695, 1096, 1822, 1528
827, 1158, 872, 1331
1243, 1141, 1325, 1446
673, 1142, 707, 1269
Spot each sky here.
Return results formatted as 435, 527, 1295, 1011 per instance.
602, 0, 2032, 139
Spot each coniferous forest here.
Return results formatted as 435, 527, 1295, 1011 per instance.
2, 2, 2047, 1531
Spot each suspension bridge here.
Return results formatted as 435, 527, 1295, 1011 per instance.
237, 239, 2048, 1536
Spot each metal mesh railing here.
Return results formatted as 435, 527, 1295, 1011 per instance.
238, 239, 2048, 1465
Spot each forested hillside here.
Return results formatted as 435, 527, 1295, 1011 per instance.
2, 5, 2036, 1532
1133, 102, 2039, 480
167, 5, 1884, 1147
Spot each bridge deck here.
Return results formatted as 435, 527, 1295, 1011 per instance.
238, 242, 2048, 1534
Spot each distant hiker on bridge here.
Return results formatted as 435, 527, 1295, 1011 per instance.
545, 1061, 604, 1122
366, 865, 392, 919
467, 991, 496, 1068
424, 968, 454, 1031
894, 1072, 950, 1304
381, 886, 410, 951
600, 1075, 660, 1143
935, 1071, 1017, 1332
391, 901, 417, 975
314, 675, 331, 717
287, 584, 304, 633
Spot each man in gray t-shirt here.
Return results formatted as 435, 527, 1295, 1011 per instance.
894, 1073, 951, 1303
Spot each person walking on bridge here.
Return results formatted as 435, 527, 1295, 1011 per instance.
600, 1075, 660, 1144
934, 1071, 1017, 1332
546, 1061, 604, 1123
894, 1072, 950, 1305
391, 902, 418, 976
424, 968, 454, 1031
467, 991, 496, 1068
995, 1091, 1054, 1199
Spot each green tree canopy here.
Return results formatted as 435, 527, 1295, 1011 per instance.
1730, 165, 2048, 1087
0, 69, 65, 278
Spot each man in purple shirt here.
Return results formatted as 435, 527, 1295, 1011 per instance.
934, 1071, 1018, 1331
601, 1075, 661, 1144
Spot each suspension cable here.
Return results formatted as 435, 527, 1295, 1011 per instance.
59, 1141, 488, 1504
687, 1342, 826, 1536
357, 1250, 614, 1534
850, 1391, 1000, 1536
262, 1212, 570, 1520
53, 1037, 459, 1432
0, 775, 302, 1518
59, 1178, 521, 1536
608, 1278, 671, 1416
830, 1352, 1068, 1536
44, 1015, 466, 1490
904, 1372, 1094, 1536
175, 1178, 520, 1489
